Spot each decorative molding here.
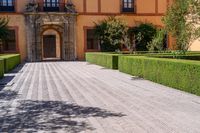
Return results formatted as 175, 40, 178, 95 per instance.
98, 0, 101, 13
83, 0, 86, 13
25, 13, 77, 61
155, 0, 158, 14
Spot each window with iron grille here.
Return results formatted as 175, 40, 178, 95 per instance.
0, 0, 15, 12
86, 29, 100, 50
43, 0, 60, 12
0, 30, 16, 52
122, 0, 134, 13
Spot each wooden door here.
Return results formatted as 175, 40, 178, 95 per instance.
43, 35, 56, 58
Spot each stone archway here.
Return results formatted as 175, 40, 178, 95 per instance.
25, 12, 77, 62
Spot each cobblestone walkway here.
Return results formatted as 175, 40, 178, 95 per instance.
0, 62, 200, 133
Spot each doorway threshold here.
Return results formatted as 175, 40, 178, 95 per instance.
43, 58, 61, 61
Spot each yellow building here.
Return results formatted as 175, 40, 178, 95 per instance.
0, 0, 175, 62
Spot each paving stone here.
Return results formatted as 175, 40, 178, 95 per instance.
0, 62, 200, 133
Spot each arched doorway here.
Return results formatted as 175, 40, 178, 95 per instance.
42, 29, 61, 60
25, 12, 77, 61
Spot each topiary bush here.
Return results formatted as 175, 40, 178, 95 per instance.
86, 52, 119, 69
119, 56, 200, 96
147, 54, 200, 61
0, 59, 4, 78
0, 54, 20, 73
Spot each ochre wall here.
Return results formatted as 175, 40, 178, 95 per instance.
75, 0, 169, 60
77, 15, 165, 60
0, 0, 172, 61
136, 0, 156, 13
0, 15, 27, 62
189, 40, 200, 51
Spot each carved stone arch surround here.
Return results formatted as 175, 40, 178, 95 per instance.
25, 13, 77, 62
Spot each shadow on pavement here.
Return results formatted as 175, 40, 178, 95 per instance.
0, 100, 125, 132
0, 64, 25, 87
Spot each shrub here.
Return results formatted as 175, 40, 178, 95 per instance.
0, 59, 4, 78
147, 29, 167, 51
129, 23, 157, 51
119, 56, 200, 96
147, 54, 200, 61
0, 54, 20, 73
94, 17, 129, 52
86, 52, 119, 69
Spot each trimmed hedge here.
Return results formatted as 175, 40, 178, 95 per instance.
119, 56, 200, 96
147, 54, 200, 61
0, 59, 4, 78
0, 54, 20, 73
86, 52, 119, 69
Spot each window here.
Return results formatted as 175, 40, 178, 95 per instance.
122, 0, 134, 13
0, 0, 15, 12
86, 29, 99, 50
0, 30, 16, 52
43, 0, 59, 12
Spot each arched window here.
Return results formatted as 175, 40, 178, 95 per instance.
0, 0, 15, 12
122, 0, 134, 13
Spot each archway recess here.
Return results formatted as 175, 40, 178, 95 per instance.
42, 29, 61, 60
25, 12, 77, 62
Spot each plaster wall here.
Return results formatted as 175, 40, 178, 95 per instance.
0, 0, 177, 61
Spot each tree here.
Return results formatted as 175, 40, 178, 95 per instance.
94, 17, 129, 52
0, 17, 9, 41
128, 23, 157, 51
162, 0, 200, 51
147, 29, 167, 51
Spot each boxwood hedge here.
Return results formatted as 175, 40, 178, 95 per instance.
0, 54, 21, 73
86, 52, 119, 69
147, 54, 200, 61
119, 56, 200, 96
0, 59, 4, 78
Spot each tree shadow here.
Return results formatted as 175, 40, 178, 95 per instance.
0, 100, 125, 132
0, 63, 25, 87
0, 90, 18, 101
6, 63, 25, 74
131, 76, 144, 80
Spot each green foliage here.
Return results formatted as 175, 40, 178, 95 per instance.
0, 59, 4, 78
0, 17, 9, 41
162, 0, 200, 51
94, 17, 129, 52
129, 23, 157, 51
119, 56, 200, 96
86, 52, 119, 69
0, 54, 20, 73
147, 54, 200, 61
147, 29, 167, 51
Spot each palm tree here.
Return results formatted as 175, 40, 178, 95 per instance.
0, 17, 9, 41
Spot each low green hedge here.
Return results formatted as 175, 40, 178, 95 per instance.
0, 59, 4, 78
147, 54, 200, 61
86, 52, 119, 69
119, 56, 200, 96
0, 54, 20, 73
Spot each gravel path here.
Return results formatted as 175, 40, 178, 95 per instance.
0, 62, 200, 133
